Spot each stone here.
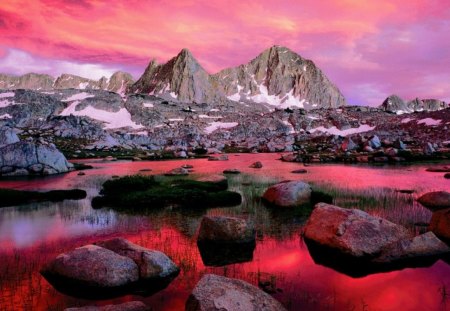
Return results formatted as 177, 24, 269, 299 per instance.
429, 208, 450, 241
262, 180, 312, 207
417, 191, 450, 210
94, 238, 179, 279
445, 173, 450, 179
41, 245, 139, 288
65, 301, 149, 311
368, 135, 381, 149
197, 216, 255, 243
249, 161, 263, 168
304, 203, 411, 258
281, 153, 296, 162
185, 274, 287, 311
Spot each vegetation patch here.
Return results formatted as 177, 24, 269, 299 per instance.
0, 188, 87, 207
92, 175, 241, 210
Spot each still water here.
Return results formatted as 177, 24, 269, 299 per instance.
0, 154, 449, 311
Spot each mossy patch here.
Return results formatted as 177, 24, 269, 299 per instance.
0, 188, 87, 207
92, 175, 241, 210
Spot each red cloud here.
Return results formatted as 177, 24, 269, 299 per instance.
0, 0, 448, 105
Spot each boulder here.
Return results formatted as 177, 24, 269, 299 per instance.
65, 301, 149, 311
185, 274, 287, 311
368, 135, 381, 149
426, 166, 450, 172
41, 245, 139, 288
304, 203, 410, 258
341, 137, 357, 151
0, 127, 19, 147
0, 141, 73, 176
197, 216, 255, 243
417, 191, 450, 210
196, 174, 227, 185
249, 161, 263, 168
429, 208, 450, 241
374, 232, 450, 263
281, 153, 297, 162
445, 173, 450, 179
94, 238, 179, 279
262, 180, 312, 207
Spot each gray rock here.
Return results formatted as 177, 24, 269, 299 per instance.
42, 245, 139, 288
0, 127, 20, 147
197, 216, 255, 243
185, 274, 287, 311
304, 203, 411, 258
95, 238, 179, 279
262, 180, 312, 207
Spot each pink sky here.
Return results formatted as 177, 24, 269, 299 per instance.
0, 0, 449, 106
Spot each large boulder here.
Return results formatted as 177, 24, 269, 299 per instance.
429, 208, 450, 241
0, 141, 74, 176
185, 274, 287, 311
197, 216, 255, 243
262, 180, 312, 207
94, 238, 179, 279
0, 127, 19, 147
41, 245, 139, 288
304, 203, 411, 258
65, 301, 149, 311
417, 191, 450, 210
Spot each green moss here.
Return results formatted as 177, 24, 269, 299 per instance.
101, 175, 157, 196
0, 188, 87, 207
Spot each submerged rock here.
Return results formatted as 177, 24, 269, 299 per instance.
42, 245, 139, 288
223, 169, 241, 174
65, 301, 149, 311
165, 167, 189, 176
304, 203, 410, 258
425, 167, 450, 173
249, 161, 263, 168
198, 216, 255, 243
95, 238, 179, 279
417, 191, 450, 210
429, 208, 450, 241
185, 274, 287, 311
291, 169, 307, 174
262, 180, 312, 207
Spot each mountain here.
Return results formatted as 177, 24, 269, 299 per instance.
0, 71, 134, 95
129, 46, 346, 108
381, 95, 448, 114
0, 73, 54, 90
129, 49, 221, 103
213, 46, 346, 109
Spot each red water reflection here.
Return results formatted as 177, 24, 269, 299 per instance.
0, 155, 449, 310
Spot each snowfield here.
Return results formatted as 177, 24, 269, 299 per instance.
309, 124, 376, 136
62, 92, 95, 102
204, 121, 239, 134
0, 92, 15, 98
417, 118, 441, 126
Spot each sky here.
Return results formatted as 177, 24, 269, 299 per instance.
0, 0, 449, 106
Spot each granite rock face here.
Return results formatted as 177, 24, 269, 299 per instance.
381, 94, 448, 114
214, 45, 346, 109
129, 49, 222, 104
0, 73, 54, 90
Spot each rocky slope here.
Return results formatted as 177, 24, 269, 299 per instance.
0, 72, 134, 95
381, 95, 448, 114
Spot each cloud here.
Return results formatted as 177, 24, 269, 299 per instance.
0, 0, 448, 105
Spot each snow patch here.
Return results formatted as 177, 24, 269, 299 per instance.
62, 92, 95, 102
309, 124, 376, 136
417, 118, 441, 126
78, 82, 89, 89
0, 113, 12, 119
401, 117, 413, 124
0, 100, 12, 108
282, 120, 296, 134
169, 92, 177, 99
143, 102, 154, 108
0, 92, 15, 98
168, 118, 184, 122
199, 114, 222, 119
204, 121, 238, 134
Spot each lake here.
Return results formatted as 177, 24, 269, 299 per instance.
0, 153, 449, 311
